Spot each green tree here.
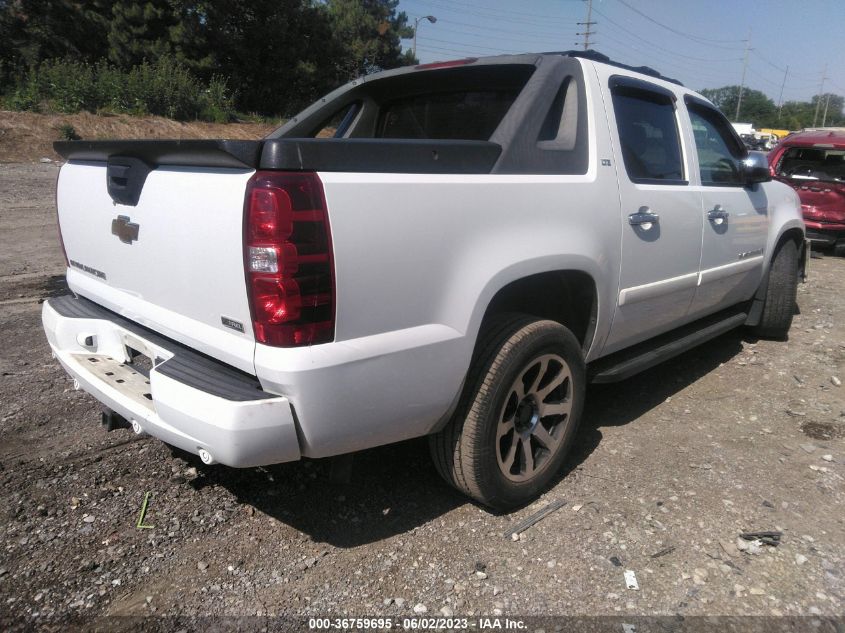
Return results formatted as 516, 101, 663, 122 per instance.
0, 0, 110, 82
699, 85, 776, 125
326, 0, 414, 80
773, 94, 844, 129
777, 101, 813, 130
107, 1, 179, 68
196, 0, 340, 115
811, 93, 845, 127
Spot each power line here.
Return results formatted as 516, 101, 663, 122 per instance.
750, 50, 819, 86
424, 0, 575, 24
592, 7, 743, 65
425, 24, 571, 48
593, 6, 806, 101
422, 36, 522, 54
597, 41, 735, 84
408, 0, 577, 30
597, 29, 741, 64
600, 31, 742, 72
417, 44, 489, 57
434, 17, 576, 41
612, 0, 746, 47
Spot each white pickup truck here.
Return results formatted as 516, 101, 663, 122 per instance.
43, 51, 806, 510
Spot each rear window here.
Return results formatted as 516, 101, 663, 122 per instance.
377, 90, 517, 140
777, 146, 845, 182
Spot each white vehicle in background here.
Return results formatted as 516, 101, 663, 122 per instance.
43, 51, 806, 510
732, 122, 755, 137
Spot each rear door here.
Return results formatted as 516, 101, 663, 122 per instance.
599, 73, 702, 354
683, 98, 767, 318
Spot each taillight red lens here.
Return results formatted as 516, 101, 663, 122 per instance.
244, 172, 334, 347
248, 187, 293, 242
252, 277, 302, 323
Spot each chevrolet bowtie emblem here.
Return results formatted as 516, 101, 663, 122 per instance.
111, 215, 140, 244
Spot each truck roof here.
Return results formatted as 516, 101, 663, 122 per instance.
782, 129, 845, 148
354, 49, 682, 88
543, 50, 683, 86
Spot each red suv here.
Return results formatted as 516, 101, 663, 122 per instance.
769, 129, 845, 254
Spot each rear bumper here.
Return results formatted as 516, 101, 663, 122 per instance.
42, 296, 301, 467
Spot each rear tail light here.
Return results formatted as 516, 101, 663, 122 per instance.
244, 171, 335, 346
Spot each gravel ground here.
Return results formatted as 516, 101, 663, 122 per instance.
1, 162, 844, 631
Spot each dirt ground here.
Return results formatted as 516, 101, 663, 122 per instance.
0, 111, 276, 163
1, 162, 844, 631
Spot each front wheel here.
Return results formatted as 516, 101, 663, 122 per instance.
750, 239, 799, 339
429, 315, 585, 511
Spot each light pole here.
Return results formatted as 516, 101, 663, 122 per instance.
412, 15, 437, 59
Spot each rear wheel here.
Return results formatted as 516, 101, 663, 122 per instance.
751, 239, 799, 339
429, 314, 585, 511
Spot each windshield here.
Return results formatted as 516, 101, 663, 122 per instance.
777, 146, 845, 183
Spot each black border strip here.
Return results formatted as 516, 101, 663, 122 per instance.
48, 295, 273, 402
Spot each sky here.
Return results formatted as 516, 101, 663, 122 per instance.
397, 0, 845, 106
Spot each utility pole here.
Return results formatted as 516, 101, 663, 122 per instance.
735, 29, 751, 121
577, 0, 596, 51
812, 64, 827, 127
777, 65, 789, 121
822, 93, 831, 127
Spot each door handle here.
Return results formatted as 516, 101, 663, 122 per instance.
628, 207, 660, 230
708, 206, 730, 224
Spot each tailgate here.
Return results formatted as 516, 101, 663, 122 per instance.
56, 159, 257, 374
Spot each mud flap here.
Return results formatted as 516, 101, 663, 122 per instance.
800, 238, 810, 282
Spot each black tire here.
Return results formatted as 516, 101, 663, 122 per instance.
429, 314, 585, 511
751, 239, 799, 339
833, 240, 845, 258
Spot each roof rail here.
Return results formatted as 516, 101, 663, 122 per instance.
544, 49, 683, 87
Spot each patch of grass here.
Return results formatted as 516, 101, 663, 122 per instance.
57, 123, 81, 141
3, 57, 236, 122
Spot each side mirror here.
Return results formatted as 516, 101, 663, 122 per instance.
743, 151, 772, 185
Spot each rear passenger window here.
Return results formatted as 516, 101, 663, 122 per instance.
310, 102, 360, 138
611, 83, 685, 184
377, 90, 518, 140
687, 102, 745, 185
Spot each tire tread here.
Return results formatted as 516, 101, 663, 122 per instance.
753, 240, 798, 339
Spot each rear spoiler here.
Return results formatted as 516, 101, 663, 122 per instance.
53, 138, 502, 174
53, 140, 262, 169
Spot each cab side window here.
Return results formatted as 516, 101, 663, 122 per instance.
611, 80, 685, 184
686, 102, 746, 186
